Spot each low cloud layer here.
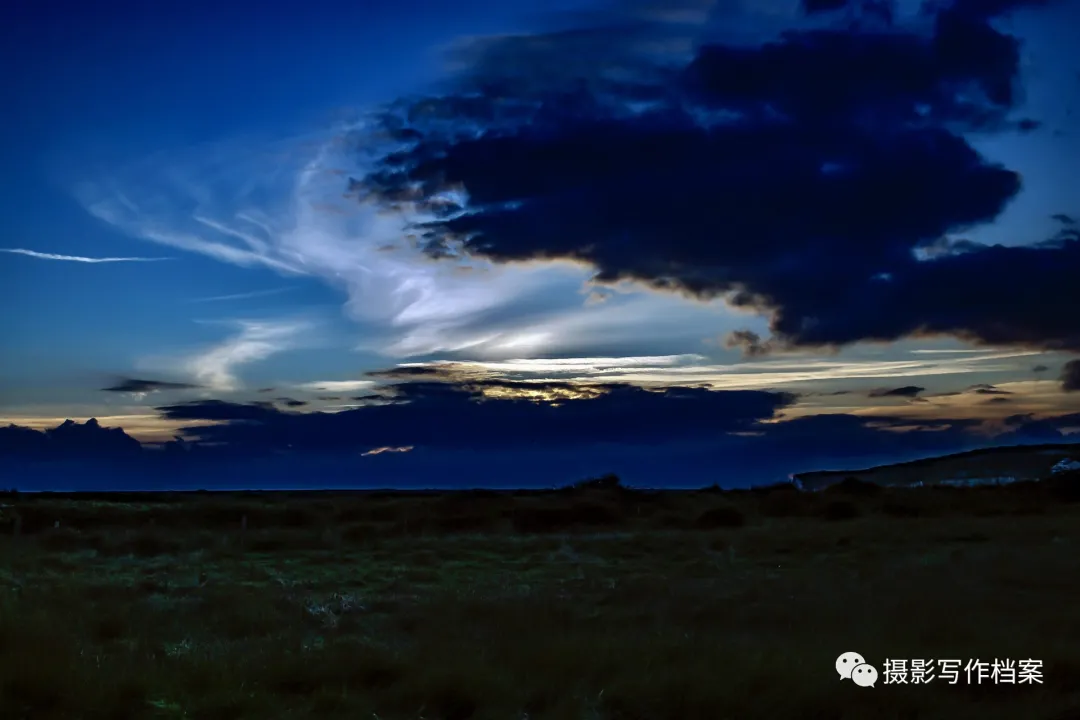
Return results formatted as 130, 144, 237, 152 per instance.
101, 377, 201, 394
4, 374, 1078, 490
1063, 360, 1080, 392
152, 371, 1080, 461
158, 381, 797, 451
869, 385, 925, 398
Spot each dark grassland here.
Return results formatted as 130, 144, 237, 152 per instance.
2, 472, 1080, 720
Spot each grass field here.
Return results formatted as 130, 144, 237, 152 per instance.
2, 474, 1080, 720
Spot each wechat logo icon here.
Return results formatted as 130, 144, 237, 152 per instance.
836, 652, 878, 688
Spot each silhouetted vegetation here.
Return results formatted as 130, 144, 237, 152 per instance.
818, 499, 862, 521
693, 504, 747, 529
2, 471, 1080, 718
827, 476, 884, 497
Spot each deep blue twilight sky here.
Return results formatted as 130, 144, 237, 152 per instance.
1, 0, 1079, 488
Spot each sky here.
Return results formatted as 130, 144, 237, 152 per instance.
1, 0, 1079, 489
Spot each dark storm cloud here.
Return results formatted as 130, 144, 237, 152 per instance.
801, 0, 850, 13
1062, 359, 1080, 392
1033, 365, 1049, 373
929, 383, 1015, 398
149, 376, 1080, 462
156, 381, 796, 451
5, 391, 1079, 489
997, 412, 1080, 443
356, 0, 1078, 354
276, 398, 309, 408
724, 330, 778, 358
101, 377, 200, 393
947, 0, 1055, 19
365, 363, 499, 384
365, 365, 444, 378
869, 385, 925, 398
967, 383, 1012, 395
157, 399, 285, 422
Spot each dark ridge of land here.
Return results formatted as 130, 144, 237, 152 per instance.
792, 442, 1080, 490
2, 471, 1080, 719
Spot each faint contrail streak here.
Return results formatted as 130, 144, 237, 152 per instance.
0, 248, 172, 263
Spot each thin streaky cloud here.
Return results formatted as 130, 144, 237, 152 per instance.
386, 350, 1048, 390
295, 380, 377, 393
193, 215, 270, 254
908, 349, 1000, 355
187, 287, 295, 303
0, 248, 171, 263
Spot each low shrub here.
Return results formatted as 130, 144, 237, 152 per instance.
826, 477, 883, 497
818, 499, 861, 522
694, 505, 746, 529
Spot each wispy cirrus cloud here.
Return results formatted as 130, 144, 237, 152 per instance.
186, 319, 313, 392
137, 318, 316, 393
186, 287, 295, 303
73, 129, 591, 359
0, 248, 171, 263
74, 122, 751, 361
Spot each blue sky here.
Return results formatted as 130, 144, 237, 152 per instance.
2, 0, 1079, 487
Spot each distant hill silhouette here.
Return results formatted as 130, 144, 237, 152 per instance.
791, 443, 1080, 491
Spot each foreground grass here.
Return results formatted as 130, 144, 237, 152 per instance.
2, 479, 1080, 719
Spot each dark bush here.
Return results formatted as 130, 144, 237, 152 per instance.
85, 529, 183, 557
880, 501, 922, 518
38, 527, 85, 552
247, 535, 292, 553
511, 502, 623, 533
190, 504, 249, 529
758, 489, 811, 518
752, 482, 799, 494
570, 502, 623, 526
336, 502, 403, 524
1046, 470, 1080, 503
826, 477, 883, 497
275, 506, 322, 528
9, 506, 53, 534
653, 513, 687, 529
570, 473, 623, 491
432, 513, 499, 534
341, 523, 382, 545
694, 505, 746, 529
128, 530, 182, 557
818, 500, 861, 521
